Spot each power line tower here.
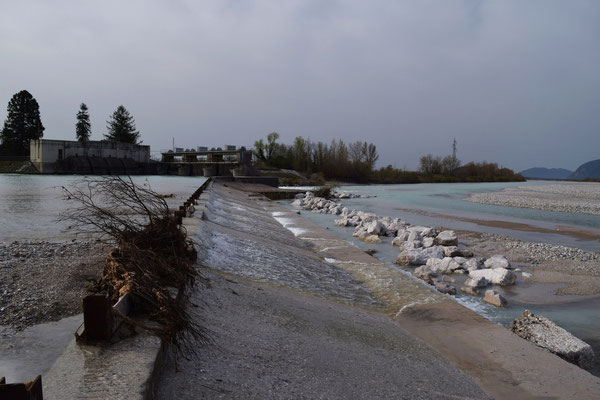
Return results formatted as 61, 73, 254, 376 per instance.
452, 138, 457, 161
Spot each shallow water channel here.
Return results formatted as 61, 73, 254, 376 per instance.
283, 183, 600, 376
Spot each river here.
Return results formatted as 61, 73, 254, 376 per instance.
0, 174, 208, 242
283, 180, 600, 375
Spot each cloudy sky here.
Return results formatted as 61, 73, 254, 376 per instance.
1, 0, 599, 171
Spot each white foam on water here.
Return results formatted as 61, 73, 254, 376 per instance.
273, 216, 310, 236
271, 211, 287, 217
318, 245, 348, 252
395, 297, 437, 315
287, 227, 309, 236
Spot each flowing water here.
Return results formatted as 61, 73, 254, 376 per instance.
0, 174, 207, 382
2, 175, 599, 378
326, 181, 600, 251
285, 181, 600, 375
0, 174, 207, 241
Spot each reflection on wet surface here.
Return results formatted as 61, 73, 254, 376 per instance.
0, 315, 81, 382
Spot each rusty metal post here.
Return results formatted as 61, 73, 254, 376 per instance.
0, 375, 43, 400
83, 294, 113, 340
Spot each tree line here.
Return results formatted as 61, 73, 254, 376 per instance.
0, 90, 141, 156
254, 133, 524, 184
254, 132, 379, 183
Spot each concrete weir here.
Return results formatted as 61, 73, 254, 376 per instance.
155, 182, 600, 399
37, 181, 599, 399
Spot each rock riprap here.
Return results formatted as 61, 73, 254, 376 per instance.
292, 191, 519, 301
510, 310, 595, 368
482, 289, 507, 307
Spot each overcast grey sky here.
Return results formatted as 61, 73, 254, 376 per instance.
1, 0, 599, 171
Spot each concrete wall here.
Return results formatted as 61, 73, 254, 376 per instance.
30, 139, 150, 173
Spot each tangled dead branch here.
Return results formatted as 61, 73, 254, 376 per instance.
59, 176, 207, 359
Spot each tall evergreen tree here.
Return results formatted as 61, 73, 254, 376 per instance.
0, 90, 45, 155
104, 105, 140, 144
75, 103, 91, 142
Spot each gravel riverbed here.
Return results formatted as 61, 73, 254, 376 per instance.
459, 230, 600, 295
467, 182, 600, 215
0, 240, 107, 331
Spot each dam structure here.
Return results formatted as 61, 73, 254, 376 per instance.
154, 180, 600, 399
26, 139, 257, 177
159, 146, 254, 176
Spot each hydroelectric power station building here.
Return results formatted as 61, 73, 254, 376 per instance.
30, 139, 151, 174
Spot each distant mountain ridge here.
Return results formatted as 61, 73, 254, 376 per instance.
520, 167, 572, 180
568, 159, 600, 180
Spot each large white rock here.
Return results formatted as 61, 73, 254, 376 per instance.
453, 256, 467, 265
407, 230, 422, 242
352, 226, 368, 238
421, 227, 438, 238
464, 258, 484, 272
469, 268, 516, 286
437, 257, 463, 274
334, 218, 351, 227
407, 226, 431, 236
395, 230, 410, 242
464, 275, 490, 288
510, 310, 595, 368
366, 220, 385, 236
436, 230, 458, 246
422, 237, 435, 248
484, 255, 512, 269
483, 289, 507, 307
403, 240, 423, 250
395, 246, 445, 265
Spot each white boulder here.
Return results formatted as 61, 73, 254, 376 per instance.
469, 268, 516, 286
484, 255, 512, 270
510, 310, 595, 368
435, 230, 458, 246
422, 237, 435, 248
395, 246, 445, 266
483, 289, 507, 307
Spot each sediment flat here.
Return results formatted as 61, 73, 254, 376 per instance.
156, 182, 600, 399
467, 182, 600, 215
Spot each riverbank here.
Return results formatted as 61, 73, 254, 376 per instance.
468, 182, 600, 215
155, 182, 600, 399
0, 240, 106, 331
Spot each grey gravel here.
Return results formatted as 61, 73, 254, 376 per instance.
0, 240, 106, 331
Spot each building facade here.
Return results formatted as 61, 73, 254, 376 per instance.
30, 139, 150, 173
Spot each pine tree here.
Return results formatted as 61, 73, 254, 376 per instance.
0, 90, 45, 155
75, 103, 91, 142
104, 105, 141, 144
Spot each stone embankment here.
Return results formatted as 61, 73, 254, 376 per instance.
292, 190, 597, 368
293, 191, 521, 306
467, 183, 600, 215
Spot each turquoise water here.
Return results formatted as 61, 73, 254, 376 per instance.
289, 182, 600, 375
0, 174, 207, 242
335, 181, 600, 251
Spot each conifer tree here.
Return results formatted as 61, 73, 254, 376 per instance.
0, 90, 45, 155
104, 105, 140, 144
75, 103, 91, 142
